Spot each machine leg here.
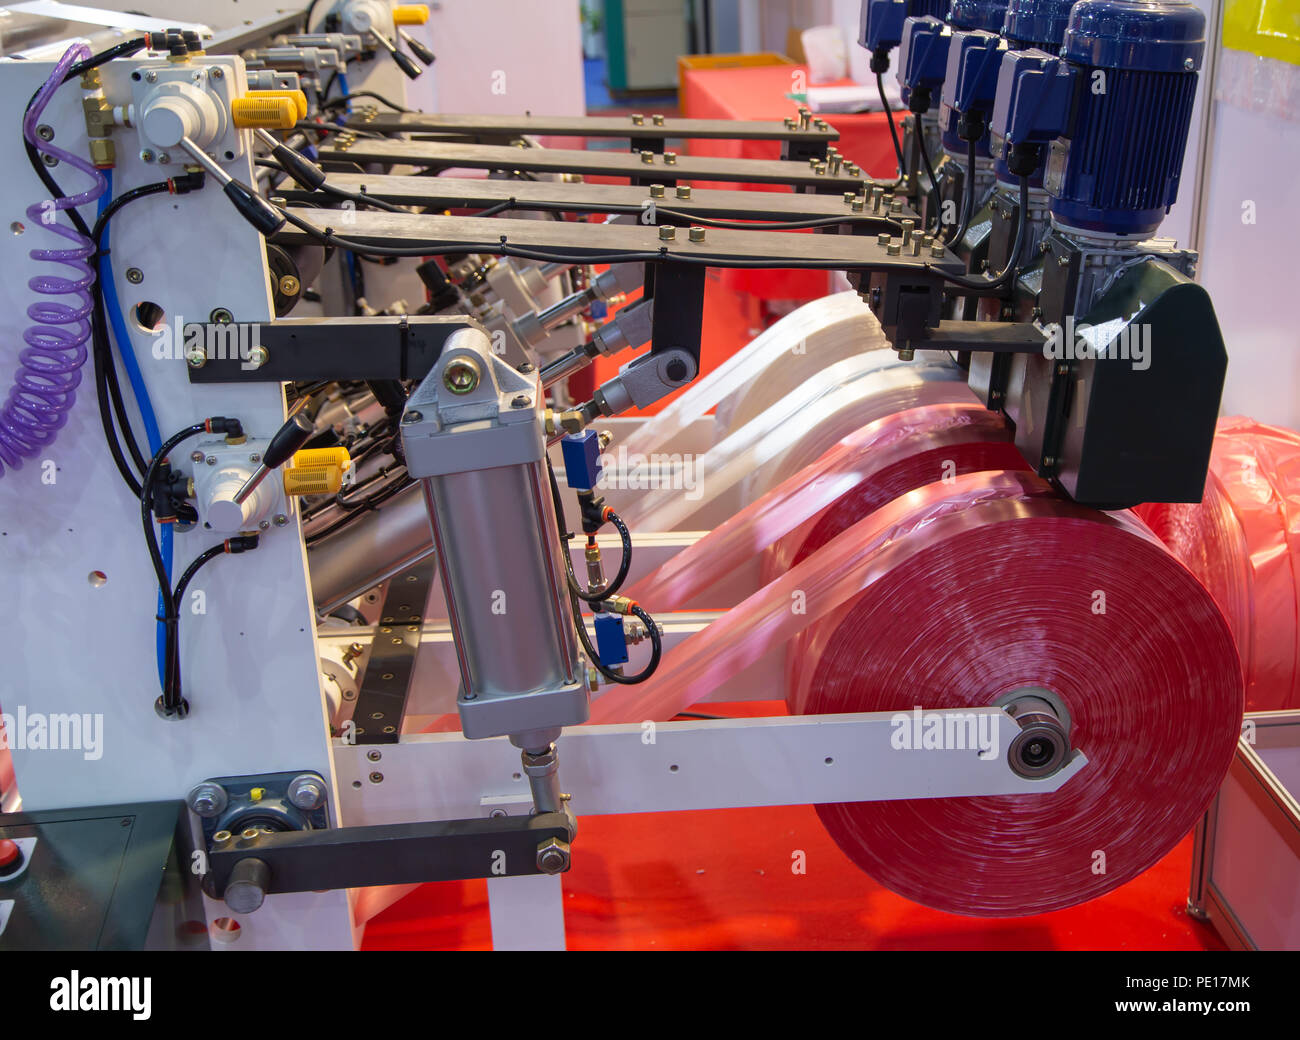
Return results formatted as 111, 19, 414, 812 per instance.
487, 873, 566, 951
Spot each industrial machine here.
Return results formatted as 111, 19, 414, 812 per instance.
0, 0, 1250, 950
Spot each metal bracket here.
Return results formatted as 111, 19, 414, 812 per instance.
351, 562, 437, 744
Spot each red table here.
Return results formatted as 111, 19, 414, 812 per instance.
681, 63, 905, 302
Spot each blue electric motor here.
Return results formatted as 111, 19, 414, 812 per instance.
993, 0, 1206, 236
898, 0, 1009, 111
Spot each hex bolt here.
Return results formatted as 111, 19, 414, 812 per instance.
187, 781, 228, 818
658, 225, 676, 241
688, 226, 706, 243
536, 837, 571, 874
286, 772, 327, 811
443, 356, 480, 395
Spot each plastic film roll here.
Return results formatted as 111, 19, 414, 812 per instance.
786, 482, 1242, 917
620, 291, 884, 459
625, 402, 1026, 612
1134, 416, 1300, 711
590, 470, 1048, 724
618, 351, 969, 532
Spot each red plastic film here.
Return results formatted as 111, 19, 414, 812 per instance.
789, 483, 1242, 917
1135, 417, 1300, 711
625, 402, 1026, 613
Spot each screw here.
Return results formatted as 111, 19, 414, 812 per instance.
158, 152, 170, 164
401, 410, 422, 424
1184, 57, 1194, 70
35, 124, 54, 142
490, 808, 508, 818
367, 749, 382, 762
187, 781, 227, 818
688, 226, 706, 243
273, 514, 288, 527
659, 225, 676, 241
286, 773, 326, 811
675, 185, 691, 199
511, 394, 531, 408
210, 308, 233, 324
42, 153, 58, 167
210, 66, 224, 79
278, 274, 300, 296
443, 356, 480, 395
205, 455, 217, 466
145, 70, 157, 83
246, 345, 269, 369
125, 267, 144, 284
248, 452, 261, 464
212, 829, 233, 845
139, 149, 154, 163
258, 519, 270, 531
369, 771, 384, 784
190, 450, 205, 463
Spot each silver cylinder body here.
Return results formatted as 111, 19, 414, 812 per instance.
401, 329, 587, 741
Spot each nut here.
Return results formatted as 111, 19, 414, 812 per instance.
536, 837, 571, 874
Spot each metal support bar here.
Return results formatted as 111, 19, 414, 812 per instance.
204, 812, 575, 899
344, 110, 838, 146
315, 140, 869, 192
184, 315, 478, 384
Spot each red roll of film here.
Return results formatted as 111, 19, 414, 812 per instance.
787, 476, 1243, 917
1135, 417, 1300, 711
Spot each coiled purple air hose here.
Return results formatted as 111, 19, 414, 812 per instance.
0, 43, 108, 476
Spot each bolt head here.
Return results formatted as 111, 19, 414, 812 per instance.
658, 225, 676, 241
247, 346, 269, 369
401, 410, 422, 425
185, 347, 206, 368
510, 394, 531, 409
443, 357, 480, 395
187, 781, 227, 818
688, 226, 706, 243
273, 514, 288, 527
125, 267, 144, 284
258, 519, 270, 531
190, 450, 205, 463
675, 185, 691, 199
286, 773, 326, 811
536, 837, 571, 874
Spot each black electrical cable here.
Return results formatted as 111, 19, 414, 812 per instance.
876, 71, 908, 191
545, 458, 632, 601
171, 542, 226, 607
302, 0, 322, 31
945, 136, 977, 247
917, 133, 943, 236
292, 120, 387, 139
321, 91, 412, 113
90, 177, 204, 495
141, 423, 207, 713
933, 175, 1031, 292
271, 203, 912, 269
567, 583, 663, 685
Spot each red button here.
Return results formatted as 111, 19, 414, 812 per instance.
0, 840, 18, 868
